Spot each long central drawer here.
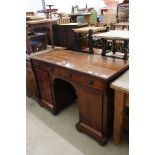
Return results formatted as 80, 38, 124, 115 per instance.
52, 66, 105, 92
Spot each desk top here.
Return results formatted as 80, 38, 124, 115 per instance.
110, 70, 129, 93
30, 49, 128, 82
73, 26, 106, 33
94, 30, 129, 40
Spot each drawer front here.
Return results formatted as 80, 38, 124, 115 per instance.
53, 67, 105, 91
32, 60, 52, 72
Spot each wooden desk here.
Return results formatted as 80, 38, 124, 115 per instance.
30, 49, 128, 145
110, 70, 129, 144
94, 30, 129, 59
26, 19, 56, 49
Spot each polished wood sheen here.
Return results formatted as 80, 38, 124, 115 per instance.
30, 49, 128, 145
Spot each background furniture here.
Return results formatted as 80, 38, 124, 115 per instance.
69, 13, 92, 24
73, 26, 107, 53
27, 32, 47, 54
94, 30, 129, 59
26, 19, 55, 54
26, 11, 34, 16
111, 70, 129, 144
52, 23, 88, 50
116, 0, 129, 23
114, 22, 129, 30
37, 8, 58, 19
30, 49, 129, 145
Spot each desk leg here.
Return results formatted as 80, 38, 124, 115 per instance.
113, 90, 125, 144
48, 24, 54, 48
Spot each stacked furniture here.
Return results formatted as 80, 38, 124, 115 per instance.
26, 18, 56, 54
116, 0, 129, 23
72, 26, 107, 54
52, 23, 88, 50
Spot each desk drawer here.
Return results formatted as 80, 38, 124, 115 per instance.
32, 60, 52, 71
53, 67, 105, 91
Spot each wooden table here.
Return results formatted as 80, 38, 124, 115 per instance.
110, 70, 129, 144
94, 30, 129, 59
30, 49, 128, 145
26, 19, 56, 50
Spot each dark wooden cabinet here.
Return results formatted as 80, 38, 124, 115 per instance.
31, 49, 128, 145
52, 23, 88, 49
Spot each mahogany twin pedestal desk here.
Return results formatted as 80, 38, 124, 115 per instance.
30, 49, 128, 145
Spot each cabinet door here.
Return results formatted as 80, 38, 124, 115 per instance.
77, 86, 103, 132
35, 68, 54, 109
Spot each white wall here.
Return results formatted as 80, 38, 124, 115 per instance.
26, 0, 43, 13
45, 0, 106, 14
26, 0, 106, 14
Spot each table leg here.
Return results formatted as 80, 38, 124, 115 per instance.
113, 90, 125, 144
112, 40, 116, 54
123, 40, 129, 60
88, 29, 94, 54
101, 38, 107, 56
